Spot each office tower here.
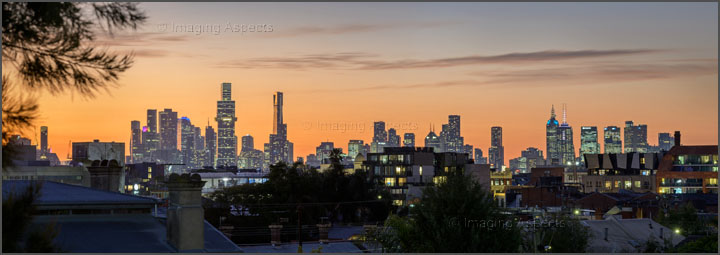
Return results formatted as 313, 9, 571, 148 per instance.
147, 109, 158, 133
388, 128, 400, 147
424, 125, 441, 151
474, 148, 488, 164
546, 105, 561, 165
264, 92, 294, 170
604, 126, 622, 153
130, 121, 143, 163
348, 140, 365, 160
658, 132, 674, 151
444, 115, 464, 153
159, 108, 178, 151
463, 144, 474, 159
40, 126, 48, 155
205, 124, 216, 168
558, 105, 575, 166
316, 142, 335, 164
373, 121, 387, 143
216, 83, 238, 167
624, 121, 648, 153
403, 133, 415, 147
521, 147, 544, 172
242, 135, 254, 152
580, 126, 600, 158
180, 117, 195, 170
489, 126, 504, 169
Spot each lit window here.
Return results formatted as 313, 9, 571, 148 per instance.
605, 181, 611, 190
640, 158, 645, 164
393, 200, 403, 206
614, 181, 620, 188
433, 176, 447, 185
148, 167, 152, 173
148, 173, 152, 179
625, 181, 632, 189
641, 170, 650, 176
708, 178, 718, 186
419, 166, 423, 176
445, 167, 449, 173
395, 166, 403, 175
398, 178, 407, 186
634, 181, 641, 188
385, 178, 395, 187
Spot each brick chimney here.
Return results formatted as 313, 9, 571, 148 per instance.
317, 223, 331, 244
674, 131, 681, 146
166, 173, 206, 252
87, 159, 124, 193
269, 224, 283, 246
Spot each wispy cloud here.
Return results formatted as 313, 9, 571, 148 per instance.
219, 49, 665, 70
261, 21, 458, 38
292, 59, 716, 94
92, 31, 194, 47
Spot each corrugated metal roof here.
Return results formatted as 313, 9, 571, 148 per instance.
2, 180, 158, 206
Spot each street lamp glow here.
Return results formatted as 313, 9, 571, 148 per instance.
674, 228, 681, 234
377, 195, 382, 199
574, 209, 580, 215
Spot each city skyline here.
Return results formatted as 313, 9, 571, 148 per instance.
23, 2, 718, 165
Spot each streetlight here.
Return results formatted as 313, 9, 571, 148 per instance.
674, 228, 681, 234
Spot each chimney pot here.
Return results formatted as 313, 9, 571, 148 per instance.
165, 174, 206, 252
673, 131, 681, 146
269, 224, 283, 246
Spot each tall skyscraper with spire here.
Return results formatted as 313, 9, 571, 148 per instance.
264, 92, 294, 170
546, 105, 560, 165
558, 104, 576, 165
216, 83, 237, 167
424, 124, 441, 151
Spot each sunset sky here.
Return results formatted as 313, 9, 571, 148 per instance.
23, 2, 718, 165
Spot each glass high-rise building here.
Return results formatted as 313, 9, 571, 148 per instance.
159, 109, 178, 151
205, 124, 216, 167
603, 126, 622, 154
130, 121, 143, 163
403, 133, 415, 147
264, 91, 294, 170
242, 135, 254, 152
180, 117, 196, 170
388, 128, 400, 147
40, 126, 49, 157
142, 109, 160, 162
373, 121, 387, 143
316, 142, 335, 164
558, 105, 575, 166
489, 126, 504, 169
580, 126, 600, 158
474, 148, 487, 164
546, 105, 560, 165
424, 126, 441, 151
216, 83, 238, 167
624, 121, 648, 153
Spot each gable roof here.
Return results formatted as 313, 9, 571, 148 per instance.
582, 217, 684, 253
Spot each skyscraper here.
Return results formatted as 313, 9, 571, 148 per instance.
205, 123, 216, 167
546, 105, 560, 165
387, 128, 400, 147
580, 126, 600, 158
403, 133, 415, 147
159, 109, 178, 151
242, 135, 254, 152
373, 121, 387, 143
130, 121, 143, 163
489, 126, 504, 168
624, 121, 648, 153
521, 147, 544, 172
264, 91, 294, 169
40, 126, 48, 157
216, 83, 238, 167
558, 105, 575, 166
348, 140, 365, 160
658, 132, 674, 151
143, 109, 160, 162
604, 126, 622, 153
424, 125, 441, 151
474, 148, 487, 164
180, 117, 195, 170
